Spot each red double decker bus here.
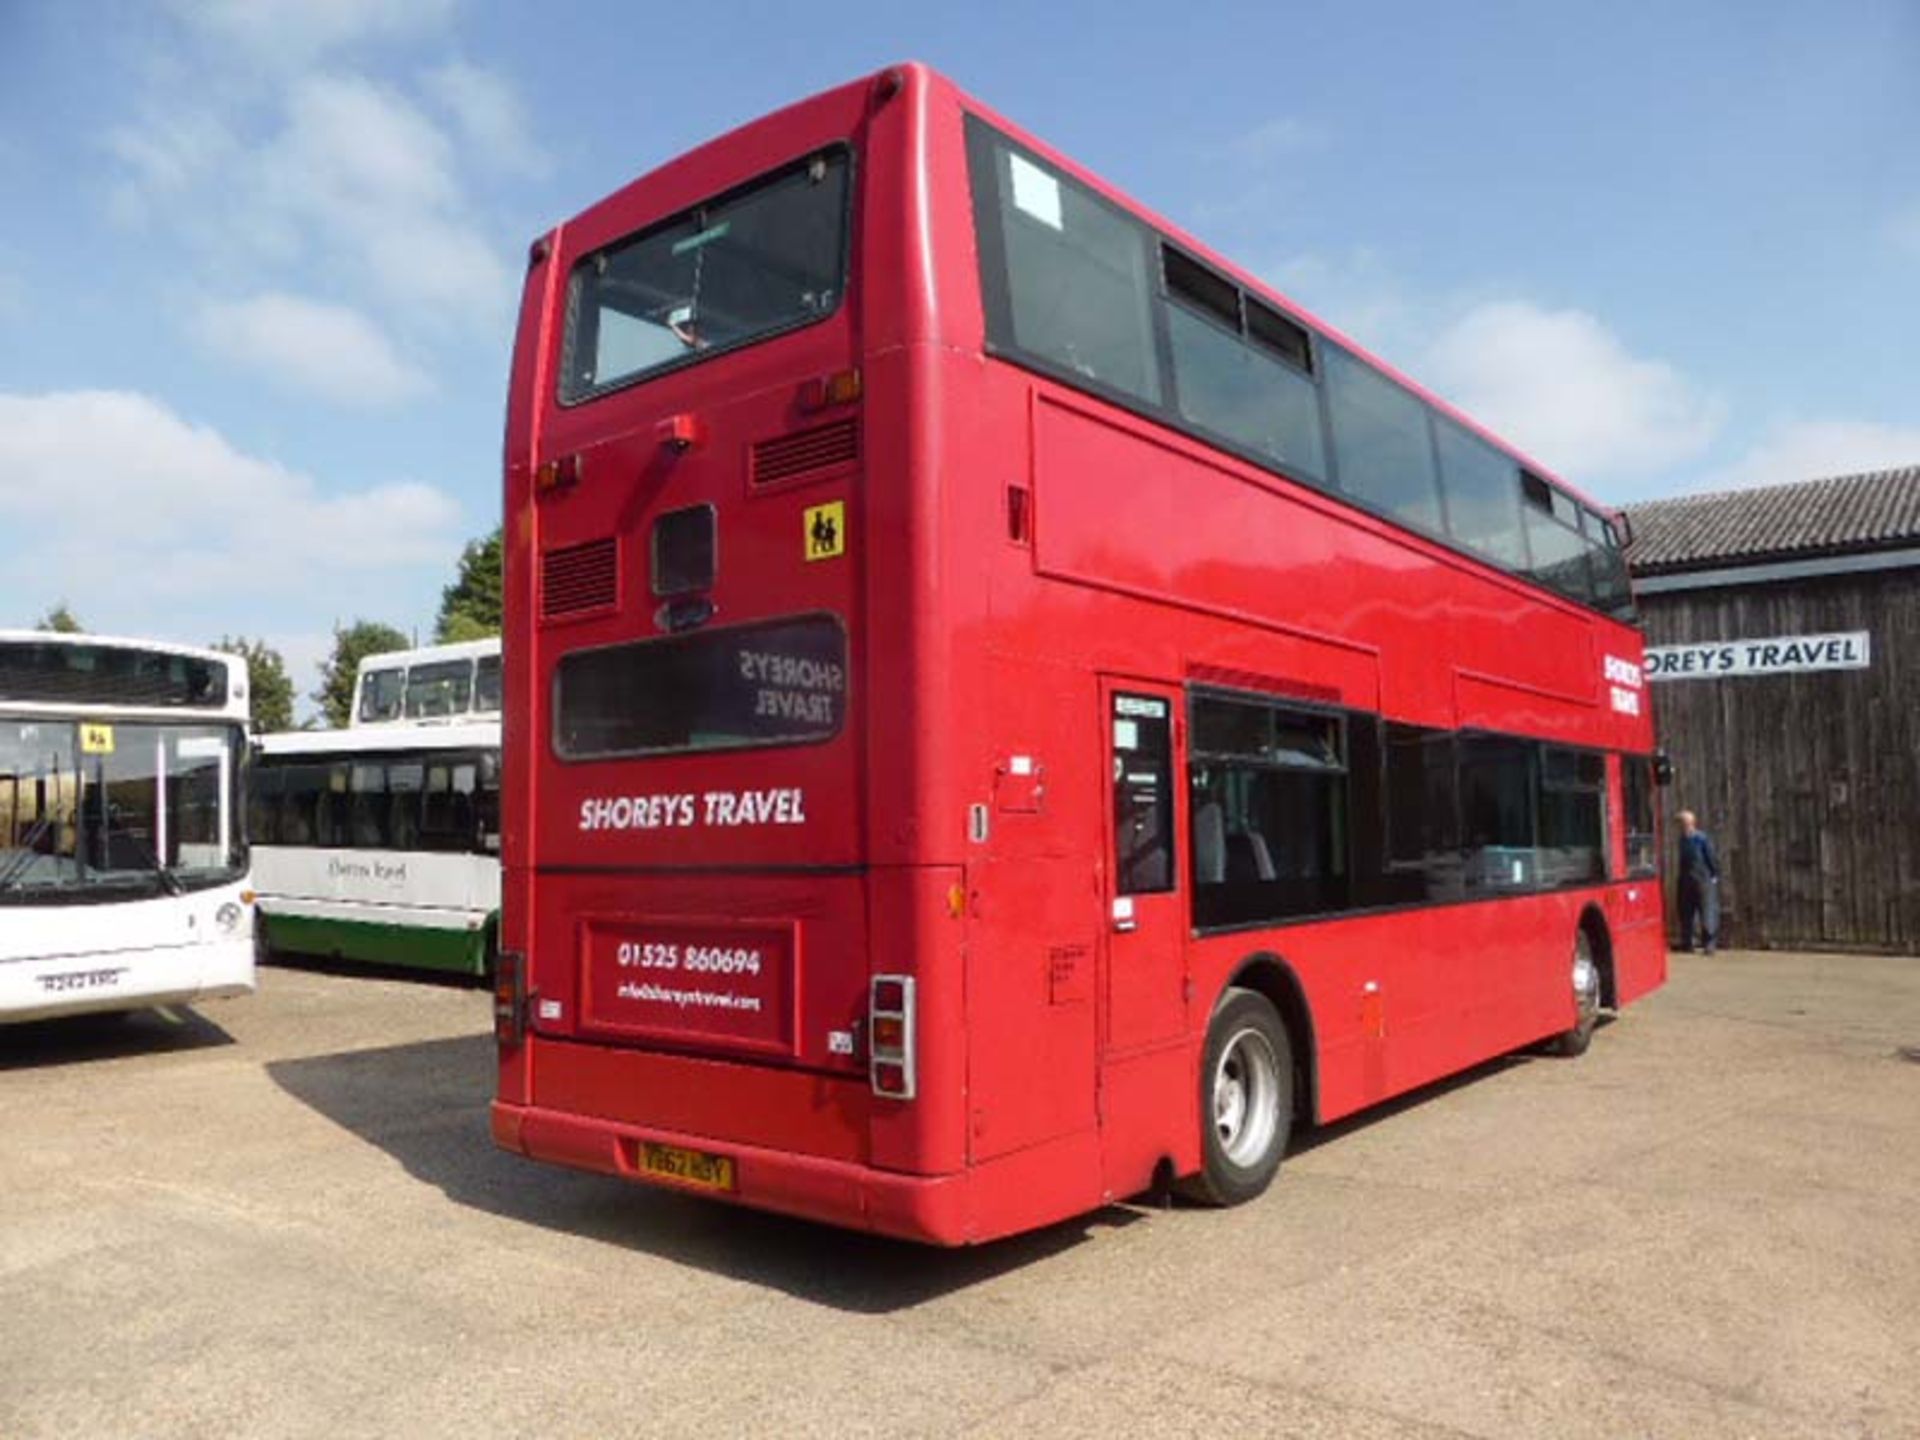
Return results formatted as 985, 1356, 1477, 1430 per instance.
493, 63, 1665, 1244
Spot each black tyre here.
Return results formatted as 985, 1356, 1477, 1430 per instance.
1177, 987, 1293, 1206
1545, 927, 1602, 1057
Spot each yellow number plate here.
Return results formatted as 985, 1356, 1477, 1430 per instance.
639, 1142, 735, 1192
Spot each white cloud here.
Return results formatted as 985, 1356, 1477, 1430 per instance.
273, 73, 462, 212
107, 71, 516, 330
0, 390, 461, 641
424, 61, 551, 178
1690, 419, 1920, 494
264, 74, 513, 322
194, 293, 433, 404
176, 0, 458, 66
104, 109, 240, 220
1422, 300, 1723, 486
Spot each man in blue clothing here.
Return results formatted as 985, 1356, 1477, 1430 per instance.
1675, 809, 1721, 954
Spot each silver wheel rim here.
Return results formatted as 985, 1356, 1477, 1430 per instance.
1572, 937, 1600, 1031
1212, 1026, 1282, 1168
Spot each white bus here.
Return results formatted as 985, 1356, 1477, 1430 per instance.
351, 637, 500, 728
253, 659, 501, 979
1, 631, 255, 1022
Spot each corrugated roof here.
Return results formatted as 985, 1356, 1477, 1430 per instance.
1624, 465, 1920, 575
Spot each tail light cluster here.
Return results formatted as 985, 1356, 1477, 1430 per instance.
494, 949, 528, 1047
868, 974, 917, 1099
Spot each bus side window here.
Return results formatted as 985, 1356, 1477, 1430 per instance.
449, 762, 477, 847
250, 766, 280, 845
1189, 694, 1348, 927
477, 752, 501, 853
420, 762, 453, 850
349, 762, 385, 848
388, 761, 424, 850
359, 667, 404, 723
474, 656, 502, 714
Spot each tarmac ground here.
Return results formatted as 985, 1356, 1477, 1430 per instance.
3, 948, 1917, 1438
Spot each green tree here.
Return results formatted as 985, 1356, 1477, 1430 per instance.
35, 602, 83, 633
434, 527, 502, 643
212, 636, 295, 734
314, 619, 409, 728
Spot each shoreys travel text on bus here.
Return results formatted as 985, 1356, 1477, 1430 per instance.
492, 64, 1666, 1244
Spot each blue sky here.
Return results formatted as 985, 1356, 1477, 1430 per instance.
1, 0, 1916, 706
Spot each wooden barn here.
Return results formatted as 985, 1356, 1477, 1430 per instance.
1625, 465, 1920, 954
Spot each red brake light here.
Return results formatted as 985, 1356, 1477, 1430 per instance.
494, 949, 527, 1047
868, 974, 917, 1100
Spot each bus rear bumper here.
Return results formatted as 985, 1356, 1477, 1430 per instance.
492, 1100, 971, 1245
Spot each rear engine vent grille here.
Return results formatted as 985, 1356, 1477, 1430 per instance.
752, 419, 858, 485
542, 537, 618, 619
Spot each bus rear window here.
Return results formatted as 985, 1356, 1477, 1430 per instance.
553, 616, 847, 759
559, 149, 851, 404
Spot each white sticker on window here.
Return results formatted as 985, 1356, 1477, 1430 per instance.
1009, 154, 1063, 230
1113, 719, 1139, 751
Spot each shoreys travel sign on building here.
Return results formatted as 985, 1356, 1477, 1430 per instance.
1645, 631, 1871, 681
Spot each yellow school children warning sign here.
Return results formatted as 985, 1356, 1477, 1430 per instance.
804, 500, 846, 561
80, 723, 115, 755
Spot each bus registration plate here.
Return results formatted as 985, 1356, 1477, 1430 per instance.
639, 1142, 735, 1192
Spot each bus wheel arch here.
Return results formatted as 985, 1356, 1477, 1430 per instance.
1547, 908, 1613, 1057
1580, 905, 1617, 1010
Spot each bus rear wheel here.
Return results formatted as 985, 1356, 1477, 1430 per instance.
1177, 987, 1293, 1206
1546, 928, 1602, 1057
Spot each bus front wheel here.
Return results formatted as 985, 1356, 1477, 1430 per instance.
1545, 927, 1602, 1057
1177, 987, 1293, 1206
